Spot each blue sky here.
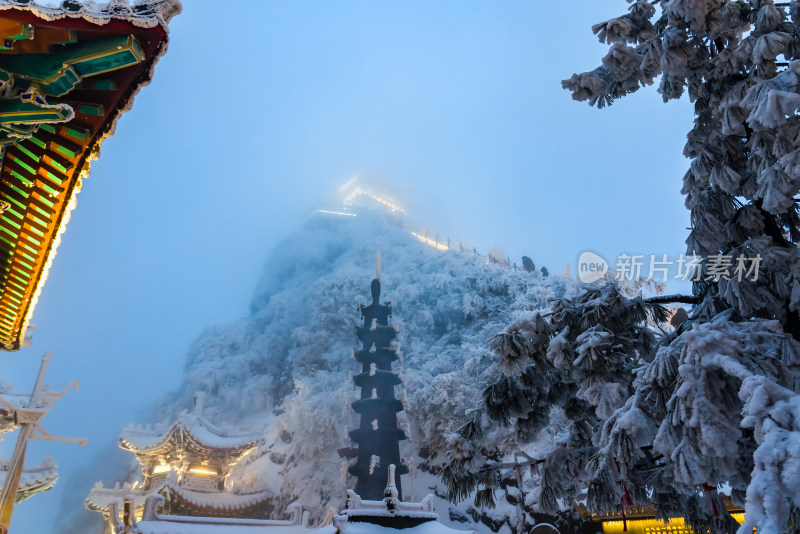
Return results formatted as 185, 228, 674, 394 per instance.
1, 1, 694, 531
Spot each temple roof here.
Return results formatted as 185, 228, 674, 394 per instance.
0, 0, 179, 28
0, 0, 180, 350
167, 482, 272, 513
119, 412, 262, 455
86, 476, 272, 516
0, 456, 57, 503
85, 480, 145, 515
108, 493, 315, 534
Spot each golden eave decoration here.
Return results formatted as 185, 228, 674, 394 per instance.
0, 0, 180, 350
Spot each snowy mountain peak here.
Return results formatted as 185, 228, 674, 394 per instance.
76, 203, 581, 532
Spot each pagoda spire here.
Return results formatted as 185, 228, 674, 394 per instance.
348, 276, 407, 500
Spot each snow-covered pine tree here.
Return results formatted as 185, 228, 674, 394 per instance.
442, 283, 800, 534
442, 3, 800, 534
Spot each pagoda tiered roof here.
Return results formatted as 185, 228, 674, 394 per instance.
0, 456, 57, 503
347, 279, 408, 501
0, 0, 180, 350
352, 371, 401, 389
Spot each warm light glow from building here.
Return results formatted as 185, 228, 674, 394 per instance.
188, 467, 218, 476
411, 232, 448, 251
152, 464, 171, 475
342, 187, 406, 214
602, 513, 745, 534
339, 176, 358, 192
361, 190, 405, 213
317, 210, 357, 217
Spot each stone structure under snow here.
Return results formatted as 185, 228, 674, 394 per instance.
342, 278, 408, 501
333, 464, 473, 534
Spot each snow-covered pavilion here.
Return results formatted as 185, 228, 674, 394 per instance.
86, 398, 272, 524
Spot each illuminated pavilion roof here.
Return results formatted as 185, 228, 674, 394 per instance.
0, 0, 180, 350
88, 409, 268, 523
119, 412, 262, 459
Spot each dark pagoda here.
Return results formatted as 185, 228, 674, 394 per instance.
348, 277, 407, 501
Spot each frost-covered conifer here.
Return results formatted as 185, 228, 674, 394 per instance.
442, 283, 800, 534
442, 3, 800, 533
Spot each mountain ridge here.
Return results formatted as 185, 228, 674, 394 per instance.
65, 207, 580, 532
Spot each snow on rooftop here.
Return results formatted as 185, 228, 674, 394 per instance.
87, 477, 271, 514
86, 481, 147, 513
168, 480, 272, 511
0, 0, 181, 30
0, 457, 57, 501
120, 412, 262, 452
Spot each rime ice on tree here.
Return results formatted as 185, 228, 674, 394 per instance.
348, 278, 407, 501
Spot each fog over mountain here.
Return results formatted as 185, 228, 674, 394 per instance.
58, 195, 580, 533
